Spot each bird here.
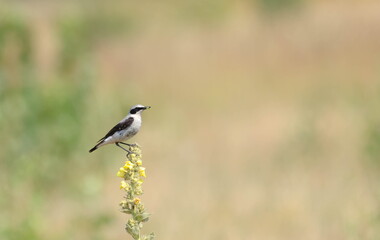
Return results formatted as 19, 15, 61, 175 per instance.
89, 104, 151, 153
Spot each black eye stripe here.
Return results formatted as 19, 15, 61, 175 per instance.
130, 107, 145, 114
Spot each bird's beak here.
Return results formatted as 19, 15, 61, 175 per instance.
145, 106, 151, 110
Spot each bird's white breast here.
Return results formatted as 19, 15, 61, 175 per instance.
117, 115, 141, 141
102, 114, 142, 144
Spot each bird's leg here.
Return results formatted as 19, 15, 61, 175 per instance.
115, 142, 132, 154
119, 142, 138, 147
119, 142, 140, 156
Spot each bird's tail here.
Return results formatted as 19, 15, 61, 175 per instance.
89, 140, 104, 153
89, 145, 98, 153
89, 137, 107, 153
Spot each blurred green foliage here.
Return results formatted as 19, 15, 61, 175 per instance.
0, 3, 143, 238
0, 12, 93, 240
364, 98, 380, 168
58, 10, 135, 74
177, 0, 231, 25
0, 14, 31, 64
257, 0, 304, 14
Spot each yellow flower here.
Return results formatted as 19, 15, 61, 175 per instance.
133, 198, 141, 205
136, 159, 142, 166
120, 180, 130, 190
117, 167, 127, 178
138, 167, 146, 177
123, 161, 134, 170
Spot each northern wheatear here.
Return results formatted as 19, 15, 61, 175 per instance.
89, 104, 151, 153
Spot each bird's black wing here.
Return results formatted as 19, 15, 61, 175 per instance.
97, 117, 134, 143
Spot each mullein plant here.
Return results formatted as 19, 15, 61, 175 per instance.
116, 144, 154, 240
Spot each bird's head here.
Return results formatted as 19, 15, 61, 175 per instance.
129, 104, 151, 115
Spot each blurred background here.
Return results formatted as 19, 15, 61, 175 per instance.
1, 0, 380, 239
